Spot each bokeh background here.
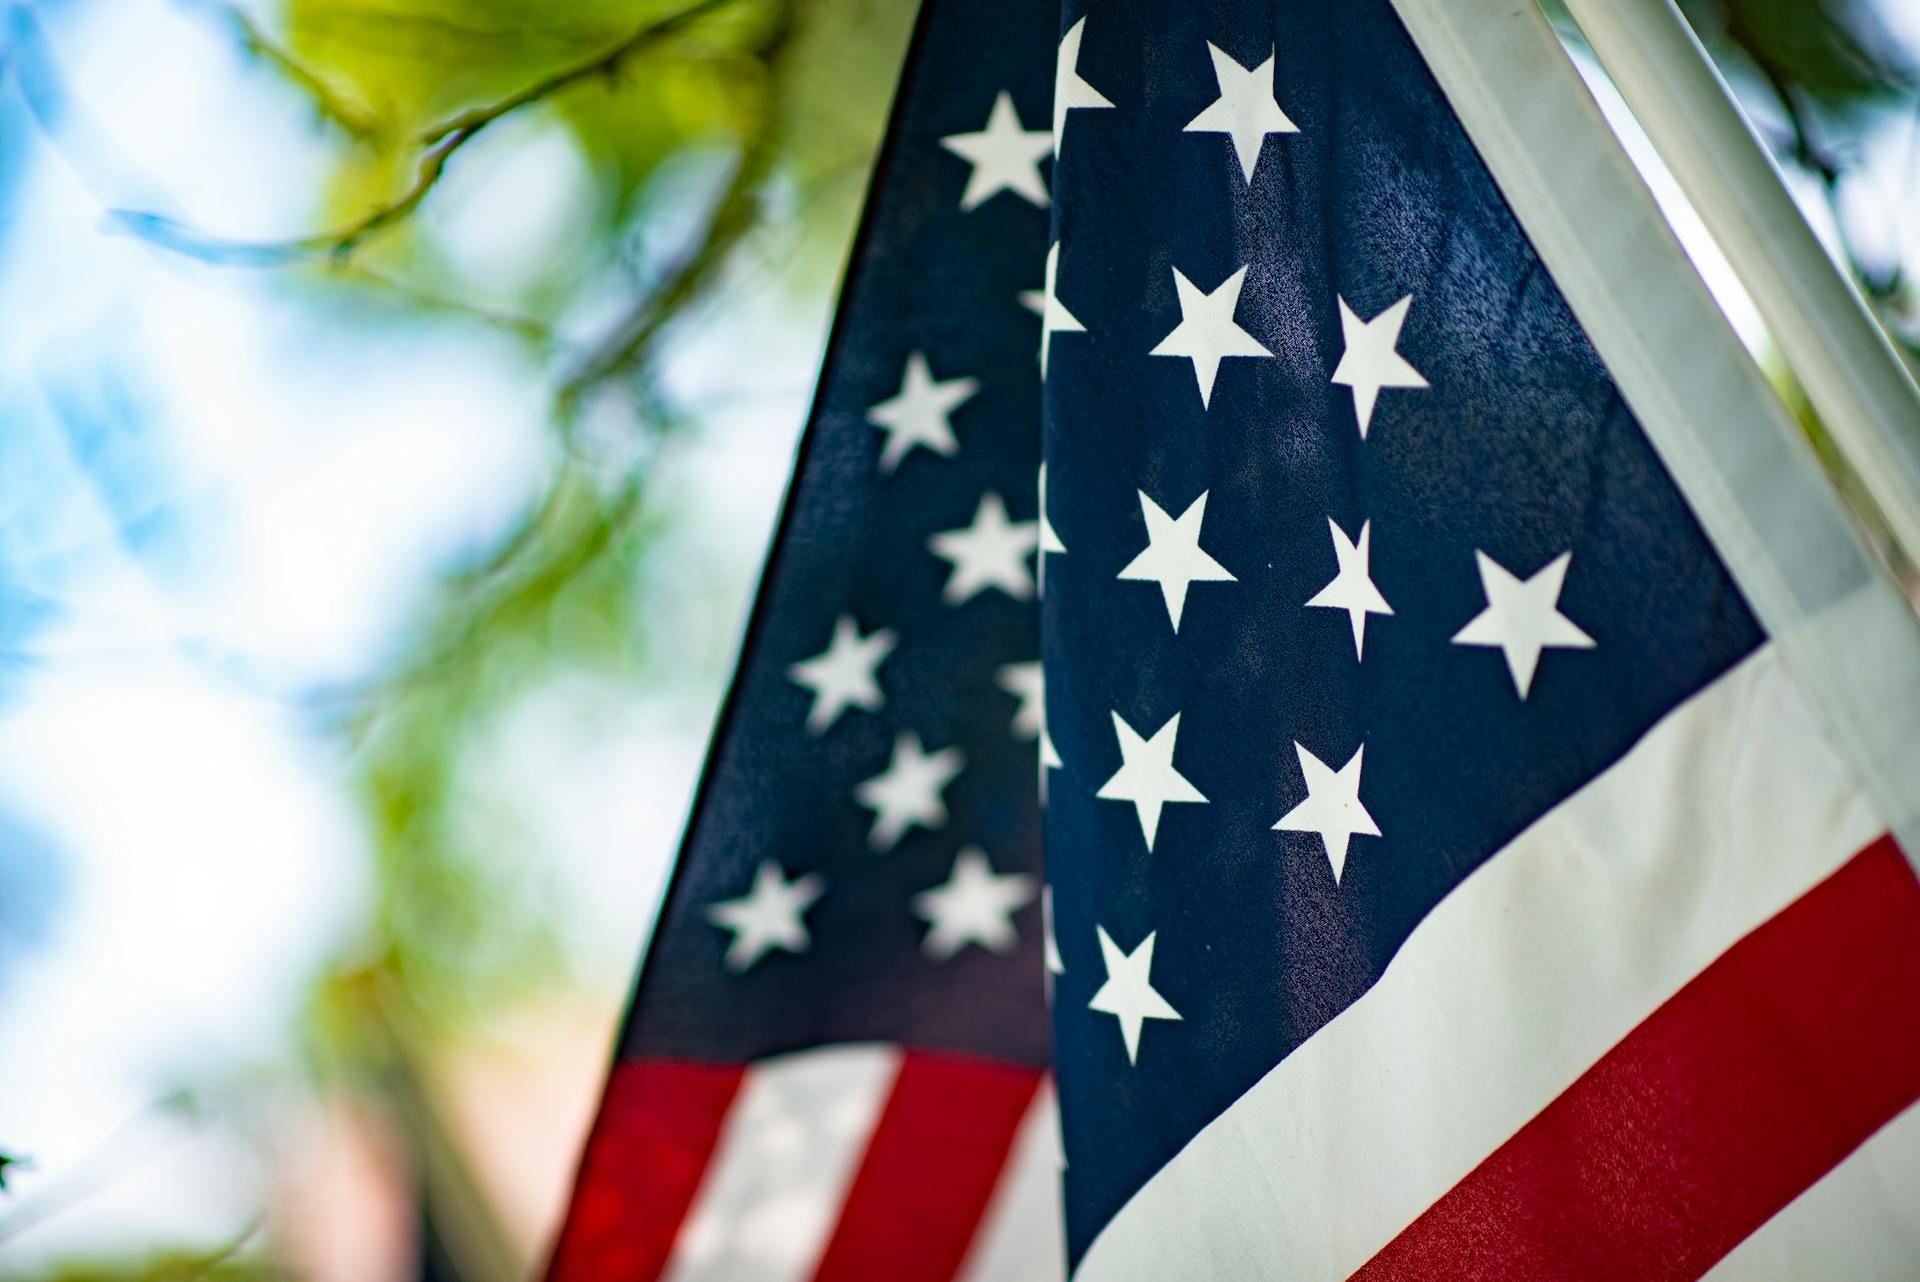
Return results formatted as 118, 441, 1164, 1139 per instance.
0, 0, 1913, 1278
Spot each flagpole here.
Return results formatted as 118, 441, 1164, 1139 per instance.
1559, 0, 1920, 573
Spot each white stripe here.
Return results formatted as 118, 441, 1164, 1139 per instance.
1703, 1101, 1920, 1281
1077, 647, 1883, 1279
664, 1044, 898, 1282
958, 1077, 1066, 1282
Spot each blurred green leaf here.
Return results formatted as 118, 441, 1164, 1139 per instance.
1686, 0, 1916, 114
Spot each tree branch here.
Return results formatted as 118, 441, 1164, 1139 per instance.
555, 124, 781, 416
111, 0, 748, 265
417, 0, 740, 147
336, 261, 557, 348
555, 6, 797, 416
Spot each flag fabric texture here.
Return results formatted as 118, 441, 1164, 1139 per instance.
547, 0, 1920, 1278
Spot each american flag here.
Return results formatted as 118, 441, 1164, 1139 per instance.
546, 1, 1060, 1277
547, 0, 1920, 1278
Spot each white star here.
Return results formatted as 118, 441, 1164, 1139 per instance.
997, 660, 1062, 784
1027, 242, 1086, 378
1274, 741, 1380, 885
1096, 710, 1207, 853
1054, 17, 1113, 156
1038, 462, 1067, 588
1117, 489, 1236, 631
1451, 549, 1595, 698
854, 731, 965, 852
997, 660, 1045, 740
1088, 926, 1182, 1065
940, 91, 1053, 210
1150, 265, 1273, 409
1184, 43, 1299, 183
866, 352, 978, 473
787, 614, 895, 734
706, 860, 825, 973
928, 492, 1039, 604
1042, 885, 1064, 979
912, 846, 1038, 960
1304, 517, 1393, 660
1330, 294, 1428, 439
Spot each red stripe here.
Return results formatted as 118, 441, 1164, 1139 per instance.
545, 1058, 745, 1282
810, 1050, 1044, 1282
1354, 834, 1920, 1282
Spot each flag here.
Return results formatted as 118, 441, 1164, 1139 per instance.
544, 1, 1062, 1278
548, 0, 1920, 1277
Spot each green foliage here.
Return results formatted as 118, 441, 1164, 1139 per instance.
1684, 0, 1920, 348
8, 1222, 275, 1282
195, 0, 916, 1269
12, 1256, 275, 1282
247, 0, 915, 1057
329, 467, 656, 1040
260, 0, 913, 348
1688, 0, 1915, 115
287, 0, 779, 222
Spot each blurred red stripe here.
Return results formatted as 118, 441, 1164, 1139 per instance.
809, 1050, 1044, 1282
544, 1058, 745, 1282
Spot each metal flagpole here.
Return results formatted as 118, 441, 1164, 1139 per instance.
1558, 0, 1920, 573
